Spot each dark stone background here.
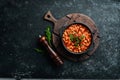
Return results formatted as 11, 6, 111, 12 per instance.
0, 0, 120, 79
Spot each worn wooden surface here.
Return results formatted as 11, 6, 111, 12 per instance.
44, 11, 100, 61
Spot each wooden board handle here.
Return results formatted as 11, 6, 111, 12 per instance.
44, 11, 57, 24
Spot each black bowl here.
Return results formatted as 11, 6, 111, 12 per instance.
60, 22, 94, 55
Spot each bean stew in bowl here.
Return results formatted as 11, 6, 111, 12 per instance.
61, 23, 93, 55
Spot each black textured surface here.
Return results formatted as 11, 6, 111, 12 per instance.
0, 0, 120, 79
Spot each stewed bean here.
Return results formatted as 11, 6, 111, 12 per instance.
62, 24, 92, 53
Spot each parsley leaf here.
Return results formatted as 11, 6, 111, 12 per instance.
74, 37, 80, 46
45, 26, 52, 46
69, 34, 74, 41
34, 48, 43, 53
69, 34, 85, 47
79, 35, 85, 41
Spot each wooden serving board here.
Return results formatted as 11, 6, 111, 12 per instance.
44, 11, 100, 62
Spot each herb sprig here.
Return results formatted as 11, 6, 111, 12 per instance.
35, 26, 52, 53
34, 48, 43, 53
69, 34, 85, 46
45, 26, 52, 46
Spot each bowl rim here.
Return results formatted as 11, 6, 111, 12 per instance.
60, 22, 94, 55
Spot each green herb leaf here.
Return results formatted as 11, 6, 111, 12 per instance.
45, 26, 52, 46
80, 35, 85, 41
69, 34, 74, 41
76, 37, 80, 44
74, 37, 80, 46
34, 48, 43, 53
69, 34, 85, 47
